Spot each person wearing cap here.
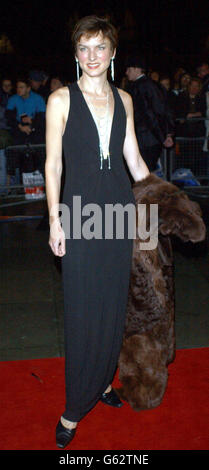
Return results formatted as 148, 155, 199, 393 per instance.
29, 70, 50, 101
125, 54, 174, 172
29, 70, 45, 91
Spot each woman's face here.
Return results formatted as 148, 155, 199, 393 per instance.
75, 32, 115, 78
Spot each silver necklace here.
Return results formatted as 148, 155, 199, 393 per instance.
84, 87, 111, 170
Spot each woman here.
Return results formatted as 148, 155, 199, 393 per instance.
45, 15, 149, 449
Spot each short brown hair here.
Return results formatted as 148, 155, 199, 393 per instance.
189, 77, 202, 90
16, 77, 31, 88
71, 15, 118, 52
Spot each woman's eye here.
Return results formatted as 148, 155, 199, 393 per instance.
98, 46, 105, 50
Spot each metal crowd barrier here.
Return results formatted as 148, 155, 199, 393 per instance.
165, 137, 209, 183
0, 144, 46, 208
160, 119, 209, 227
0, 120, 209, 211
161, 118, 209, 188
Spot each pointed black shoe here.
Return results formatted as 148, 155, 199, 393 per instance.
56, 420, 77, 449
100, 388, 123, 408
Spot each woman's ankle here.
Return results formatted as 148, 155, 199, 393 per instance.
61, 416, 77, 430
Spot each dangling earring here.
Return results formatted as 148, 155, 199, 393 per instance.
76, 58, 80, 81
111, 57, 115, 81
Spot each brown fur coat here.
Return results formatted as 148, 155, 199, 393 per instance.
117, 173, 206, 411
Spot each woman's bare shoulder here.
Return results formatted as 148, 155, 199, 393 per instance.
47, 86, 70, 108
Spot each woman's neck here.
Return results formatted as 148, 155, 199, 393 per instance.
78, 73, 109, 96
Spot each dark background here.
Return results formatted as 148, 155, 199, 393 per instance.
0, 0, 209, 85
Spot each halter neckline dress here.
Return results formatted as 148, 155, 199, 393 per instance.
61, 81, 135, 422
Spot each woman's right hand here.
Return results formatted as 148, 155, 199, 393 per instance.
49, 219, 66, 257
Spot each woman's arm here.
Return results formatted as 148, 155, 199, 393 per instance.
119, 89, 150, 182
45, 88, 68, 256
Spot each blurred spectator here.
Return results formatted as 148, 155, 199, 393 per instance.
39, 72, 50, 101
5, 77, 46, 182
197, 62, 209, 94
29, 70, 45, 92
29, 70, 50, 101
50, 75, 64, 93
178, 72, 191, 94
149, 70, 160, 82
0, 78, 13, 193
125, 54, 174, 172
0, 78, 13, 107
175, 77, 206, 137
174, 77, 207, 176
203, 89, 209, 153
172, 67, 186, 95
120, 76, 129, 90
159, 75, 171, 92
158, 74, 176, 122
0, 77, 13, 131
6, 77, 46, 144
197, 63, 209, 157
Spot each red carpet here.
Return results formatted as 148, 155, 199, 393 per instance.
0, 348, 208, 450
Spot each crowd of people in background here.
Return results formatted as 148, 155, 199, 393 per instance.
122, 61, 209, 138
0, 70, 65, 145
148, 63, 209, 139
0, 60, 209, 192
0, 70, 66, 190
122, 59, 209, 177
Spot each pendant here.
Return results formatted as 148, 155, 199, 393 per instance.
100, 153, 111, 170
99, 145, 111, 170
100, 145, 104, 169
108, 154, 111, 169
100, 152, 103, 169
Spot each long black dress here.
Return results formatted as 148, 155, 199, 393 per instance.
61, 82, 135, 422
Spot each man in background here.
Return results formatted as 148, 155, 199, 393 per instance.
6, 77, 46, 145
5, 77, 46, 182
197, 62, 209, 95
29, 69, 50, 102
125, 55, 174, 172
0, 78, 13, 192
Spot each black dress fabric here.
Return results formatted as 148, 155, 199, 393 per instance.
61, 82, 135, 422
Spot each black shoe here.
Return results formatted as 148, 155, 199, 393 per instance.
100, 388, 123, 408
56, 420, 77, 448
